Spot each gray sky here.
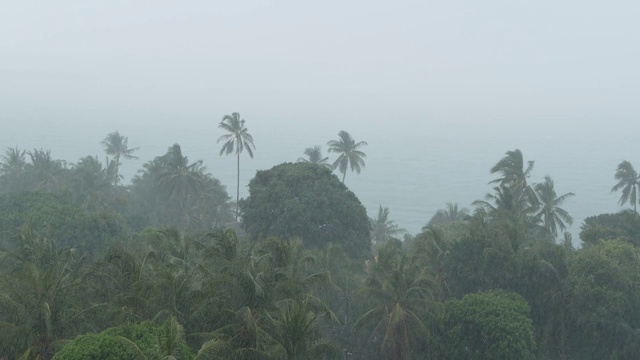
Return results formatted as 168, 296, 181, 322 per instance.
2, 1, 639, 237
2, 0, 639, 124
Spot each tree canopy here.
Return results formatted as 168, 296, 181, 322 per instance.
436, 290, 536, 359
242, 162, 371, 257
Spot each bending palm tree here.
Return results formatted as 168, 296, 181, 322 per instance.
611, 160, 640, 213
101, 131, 139, 185
490, 149, 533, 187
218, 112, 256, 221
327, 130, 367, 183
370, 205, 406, 244
490, 149, 538, 208
534, 176, 575, 237
297, 145, 331, 169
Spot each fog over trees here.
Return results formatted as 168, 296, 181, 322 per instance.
1, 126, 640, 358
2, 1, 639, 358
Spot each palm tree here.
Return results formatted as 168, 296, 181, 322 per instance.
101, 131, 139, 185
534, 176, 575, 237
354, 243, 435, 360
157, 144, 207, 228
273, 298, 342, 359
611, 160, 640, 213
0, 147, 27, 192
473, 185, 535, 217
298, 145, 332, 169
25, 149, 66, 193
218, 113, 256, 221
0, 224, 88, 359
327, 131, 367, 183
490, 149, 533, 187
71, 155, 113, 210
370, 205, 406, 244
93, 246, 156, 323
474, 185, 538, 244
426, 203, 471, 228
490, 149, 538, 208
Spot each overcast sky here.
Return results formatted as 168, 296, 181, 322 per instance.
2, 0, 639, 125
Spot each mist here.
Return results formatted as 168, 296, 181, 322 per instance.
1, 1, 640, 358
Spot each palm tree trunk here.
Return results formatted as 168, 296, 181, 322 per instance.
342, 171, 346, 183
236, 150, 240, 222
114, 155, 120, 185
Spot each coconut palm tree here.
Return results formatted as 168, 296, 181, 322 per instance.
0, 147, 27, 192
473, 184, 542, 253
25, 149, 66, 193
534, 176, 575, 237
369, 205, 405, 244
298, 145, 332, 169
354, 243, 435, 360
157, 144, 207, 228
490, 149, 533, 187
327, 131, 367, 183
92, 246, 157, 323
473, 185, 535, 217
490, 149, 538, 208
218, 113, 256, 221
101, 131, 139, 185
71, 155, 113, 210
272, 298, 342, 359
611, 160, 640, 213
426, 203, 471, 228
0, 224, 88, 359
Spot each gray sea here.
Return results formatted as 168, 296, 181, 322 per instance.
3, 114, 636, 246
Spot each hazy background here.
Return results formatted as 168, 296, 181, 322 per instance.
2, 1, 639, 241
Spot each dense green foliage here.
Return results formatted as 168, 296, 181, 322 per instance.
242, 162, 371, 257
580, 210, 640, 246
2, 139, 640, 359
0, 191, 127, 257
436, 290, 536, 359
567, 240, 640, 358
51, 334, 146, 360
52, 319, 194, 359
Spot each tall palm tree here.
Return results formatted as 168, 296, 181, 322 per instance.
370, 205, 406, 244
327, 131, 367, 183
101, 131, 139, 185
611, 160, 640, 213
534, 176, 575, 237
297, 145, 331, 169
218, 113, 256, 221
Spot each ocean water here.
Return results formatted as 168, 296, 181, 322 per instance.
2, 115, 636, 245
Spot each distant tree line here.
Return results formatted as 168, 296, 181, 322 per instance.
2, 114, 640, 359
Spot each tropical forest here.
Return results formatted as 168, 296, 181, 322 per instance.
2, 114, 640, 360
